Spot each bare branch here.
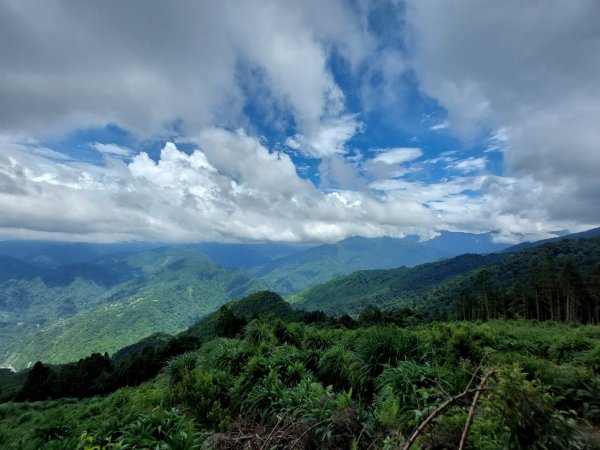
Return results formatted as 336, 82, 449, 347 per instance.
402, 369, 495, 450
290, 418, 330, 449
459, 370, 495, 450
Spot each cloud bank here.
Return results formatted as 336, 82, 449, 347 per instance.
407, 0, 600, 226
0, 1, 598, 243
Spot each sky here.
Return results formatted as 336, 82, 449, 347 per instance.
1, 0, 599, 244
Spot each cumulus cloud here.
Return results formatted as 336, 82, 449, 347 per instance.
0, 134, 450, 243
2, 140, 576, 246
2, 131, 587, 244
318, 155, 368, 191
285, 115, 364, 158
1, 1, 598, 244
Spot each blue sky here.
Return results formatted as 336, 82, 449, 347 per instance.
0, 1, 599, 244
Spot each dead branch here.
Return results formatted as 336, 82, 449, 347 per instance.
401, 369, 495, 450
290, 418, 330, 449
260, 413, 286, 450
459, 370, 495, 449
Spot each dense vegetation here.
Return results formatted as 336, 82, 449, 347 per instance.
0, 292, 330, 404
289, 253, 499, 315
1, 295, 599, 448
2, 234, 600, 448
3, 232, 592, 369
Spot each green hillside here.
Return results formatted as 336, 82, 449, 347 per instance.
292, 237, 600, 319
0, 276, 116, 369
290, 252, 499, 315
252, 236, 449, 295
183, 290, 298, 342
0, 253, 140, 368
4, 248, 265, 369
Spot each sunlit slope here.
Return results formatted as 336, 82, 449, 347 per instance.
6, 248, 265, 369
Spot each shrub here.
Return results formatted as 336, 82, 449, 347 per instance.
196, 338, 253, 376
549, 336, 593, 364
170, 368, 231, 430
117, 407, 203, 449
444, 324, 489, 364
317, 344, 358, 391
376, 361, 448, 430
244, 320, 277, 347
470, 365, 581, 450
355, 327, 418, 378
164, 352, 200, 385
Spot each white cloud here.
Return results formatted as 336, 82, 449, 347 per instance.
406, 0, 600, 225
0, 133, 447, 243
0, 1, 368, 143
91, 143, 133, 158
447, 157, 487, 174
285, 115, 364, 158
1, 131, 588, 244
1, 1, 598, 244
430, 120, 449, 131
318, 155, 368, 190
362, 147, 423, 181
372, 147, 423, 165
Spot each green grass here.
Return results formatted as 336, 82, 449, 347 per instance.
0, 378, 171, 449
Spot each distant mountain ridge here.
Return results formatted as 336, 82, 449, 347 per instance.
249, 236, 451, 295
0, 241, 161, 267
3, 227, 599, 368
503, 227, 600, 253
420, 230, 509, 255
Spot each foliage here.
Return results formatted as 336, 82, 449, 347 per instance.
469, 365, 581, 449
3, 285, 600, 449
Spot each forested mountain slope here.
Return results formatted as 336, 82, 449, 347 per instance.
290, 253, 500, 315
251, 236, 450, 295
292, 237, 600, 321
0, 257, 139, 369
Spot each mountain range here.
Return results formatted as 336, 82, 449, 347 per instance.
1, 228, 597, 369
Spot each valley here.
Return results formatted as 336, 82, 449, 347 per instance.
1, 231, 600, 449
